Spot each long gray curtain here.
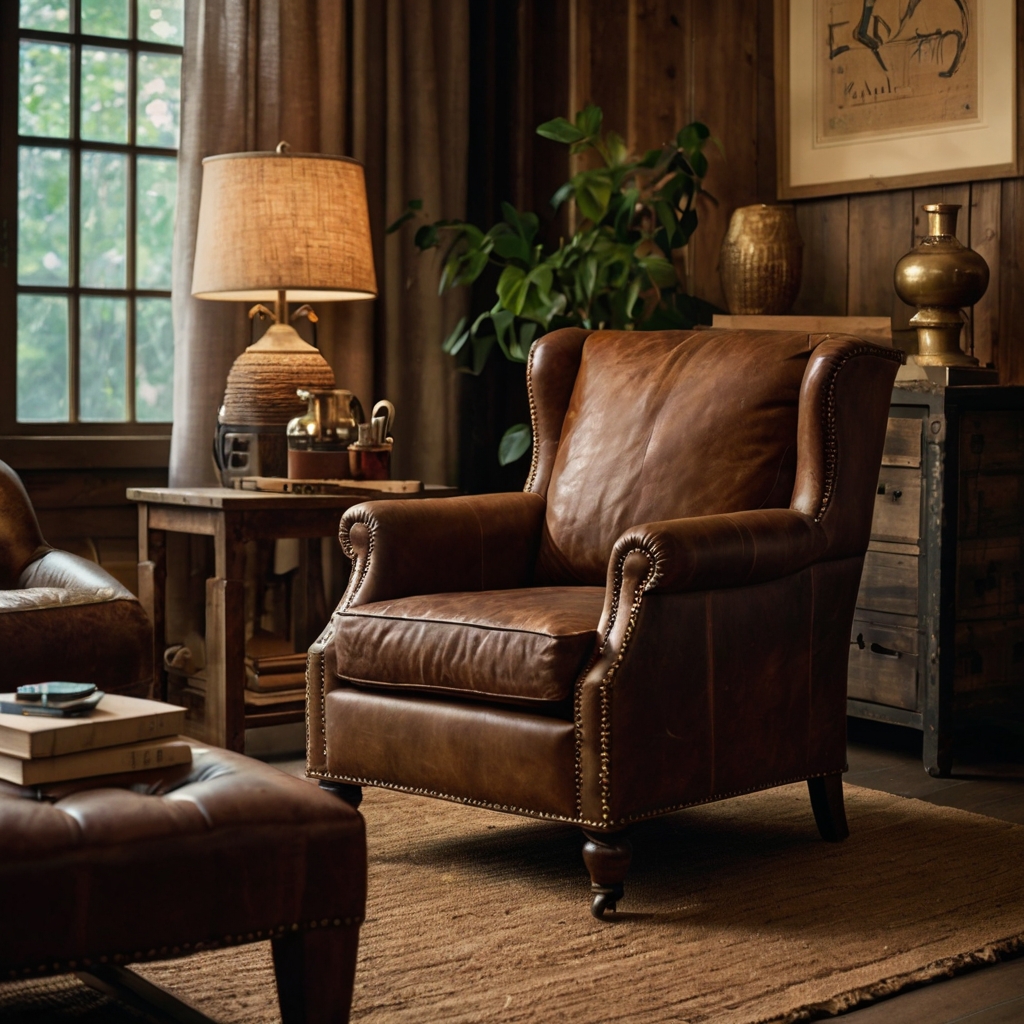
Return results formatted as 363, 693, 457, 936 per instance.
170, 0, 469, 487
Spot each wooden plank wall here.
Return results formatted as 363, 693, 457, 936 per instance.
569, 0, 1024, 381
17, 468, 167, 594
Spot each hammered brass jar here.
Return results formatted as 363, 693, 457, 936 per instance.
719, 204, 803, 315
893, 204, 989, 367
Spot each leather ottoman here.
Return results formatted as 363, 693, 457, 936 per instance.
0, 741, 366, 1023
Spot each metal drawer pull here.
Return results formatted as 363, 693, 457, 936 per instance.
891, 489, 903, 503
869, 642, 902, 659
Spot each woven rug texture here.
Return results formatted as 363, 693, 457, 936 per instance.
2, 782, 1023, 1023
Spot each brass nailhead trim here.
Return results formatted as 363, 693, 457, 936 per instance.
523, 343, 541, 493
816, 343, 903, 523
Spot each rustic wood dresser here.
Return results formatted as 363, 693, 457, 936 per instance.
847, 383, 1024, 776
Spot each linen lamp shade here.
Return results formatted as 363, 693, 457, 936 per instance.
192, 149, 377, 454
191, 151, 377, 302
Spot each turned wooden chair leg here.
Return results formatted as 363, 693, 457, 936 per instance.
272, 925, 360, 1024
318, 780, 363, 809
808, 774, 849, 842
581, 829, 632, 919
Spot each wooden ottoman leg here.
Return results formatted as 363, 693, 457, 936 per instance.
272, 926, 360, 1024
318, 779, 363, 808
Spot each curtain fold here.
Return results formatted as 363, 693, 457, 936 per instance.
170, 0, 469, 487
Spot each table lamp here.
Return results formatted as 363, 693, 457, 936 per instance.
191, 143, 377, 481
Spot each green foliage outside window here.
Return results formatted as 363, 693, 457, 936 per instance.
15, 0, 181, 425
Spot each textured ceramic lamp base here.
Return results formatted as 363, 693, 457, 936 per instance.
222, 324, 336, 427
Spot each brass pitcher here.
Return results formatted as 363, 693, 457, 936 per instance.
894, 204, 989, 367
286, 389, 364, 449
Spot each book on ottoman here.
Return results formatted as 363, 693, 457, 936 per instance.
0, 737, 192, 785
0, 693, 185, 759
0, 693, 190, 784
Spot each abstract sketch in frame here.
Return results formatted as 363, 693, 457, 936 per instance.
775, 0, 1020, 199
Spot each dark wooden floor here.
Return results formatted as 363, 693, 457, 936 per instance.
839, 718, 1024, 1022
273, 717, 1024, 1022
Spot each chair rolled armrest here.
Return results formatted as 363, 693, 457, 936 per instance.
18, 549, 137, 599
595, 509, 830, 651
2, 551, 152, 697
339, 491, 546, 608
615, 508, 829, 595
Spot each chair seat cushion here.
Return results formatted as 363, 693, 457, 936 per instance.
333, 586, 606, 707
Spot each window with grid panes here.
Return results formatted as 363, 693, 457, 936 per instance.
8, 0, 182, 428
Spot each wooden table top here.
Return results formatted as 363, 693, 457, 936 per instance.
127, 484, 458, 511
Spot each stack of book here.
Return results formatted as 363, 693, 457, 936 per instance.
245, 632, 307, 709
0, 694, 190, 785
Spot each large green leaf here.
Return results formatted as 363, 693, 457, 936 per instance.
536, 117, 585, 144
573, 171, 613, 223
576, 103, 602, 137
498, 422, 532, 465
492, 231, 531, 264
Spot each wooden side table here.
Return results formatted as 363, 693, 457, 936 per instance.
128, 486, 455, 751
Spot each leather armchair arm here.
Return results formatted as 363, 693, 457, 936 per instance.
339, 491, 546, 608
17, 550, 137, 599
595, 509, 829, 647
1, 551, 152, 696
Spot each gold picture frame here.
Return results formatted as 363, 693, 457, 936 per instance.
775, 0, 1021, 199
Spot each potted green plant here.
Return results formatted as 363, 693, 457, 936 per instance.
389, 104, 719, 464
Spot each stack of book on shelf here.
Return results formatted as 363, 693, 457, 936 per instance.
0, 694, 190, 785
245, 631, 307, 710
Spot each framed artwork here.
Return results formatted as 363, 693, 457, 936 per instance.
775, 0, 1020, 199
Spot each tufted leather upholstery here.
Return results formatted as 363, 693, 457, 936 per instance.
0, 460, 153, 697
0, 742, 366, 988
309, 330, 901, 850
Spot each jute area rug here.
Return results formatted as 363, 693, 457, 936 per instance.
3, 782, 1023, 1023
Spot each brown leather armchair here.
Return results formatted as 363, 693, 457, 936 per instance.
307, 328, 902, 916
0, 460, 153, 697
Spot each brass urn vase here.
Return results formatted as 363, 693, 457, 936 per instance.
719, 204, 803, 315
894, 204, 989, 367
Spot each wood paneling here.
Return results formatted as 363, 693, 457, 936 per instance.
17, 468, 167, 594
566, 0, 1024, 381
792, 197, 848, 316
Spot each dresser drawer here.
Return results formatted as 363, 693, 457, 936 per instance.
848, 619, 920, 710
857, 550, 919, 616
882, 416, 923, 468
870, 467, 922, 544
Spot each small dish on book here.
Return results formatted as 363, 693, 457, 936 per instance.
3, 682, 105, 717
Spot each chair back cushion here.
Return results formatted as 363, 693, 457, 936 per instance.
536, 329, 819, 585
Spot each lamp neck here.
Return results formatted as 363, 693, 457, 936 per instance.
275, 289, 287, 325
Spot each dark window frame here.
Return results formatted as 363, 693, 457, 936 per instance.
0, 1, 179, 464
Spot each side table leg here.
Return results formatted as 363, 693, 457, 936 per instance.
137, 506, 167, 701
205, 577, 245, 751
272, 925, 360, 1024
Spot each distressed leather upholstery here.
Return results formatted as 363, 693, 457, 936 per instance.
309, 329, 901, 834
0, 460, 152, 697
0, 742, 366, 1020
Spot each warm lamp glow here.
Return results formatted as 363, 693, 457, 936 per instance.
191, 150, 377, 303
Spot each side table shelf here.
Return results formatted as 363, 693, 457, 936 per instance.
846, 383, 1024, 776
129, 485, 457, 751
